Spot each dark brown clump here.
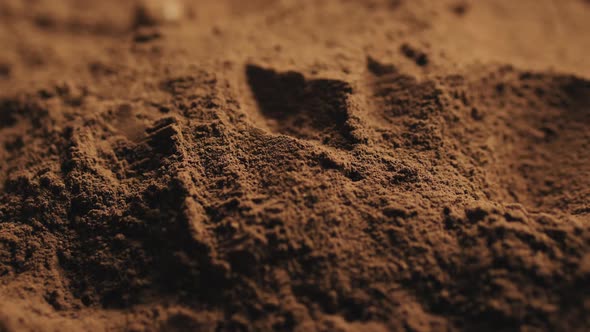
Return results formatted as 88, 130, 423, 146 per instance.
401, 43, 429, 67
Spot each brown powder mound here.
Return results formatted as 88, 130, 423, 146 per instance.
0, 0, 589, 331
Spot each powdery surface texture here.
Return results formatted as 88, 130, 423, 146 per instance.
0, 0, 589, 331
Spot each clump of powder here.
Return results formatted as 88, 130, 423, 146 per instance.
134, 0, 185, 27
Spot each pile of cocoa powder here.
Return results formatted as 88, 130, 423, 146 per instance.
0, 1, 589, 331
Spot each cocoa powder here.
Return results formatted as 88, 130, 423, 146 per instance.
0, 0, 589, 331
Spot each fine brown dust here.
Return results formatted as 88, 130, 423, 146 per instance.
0, 0, 589, 331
